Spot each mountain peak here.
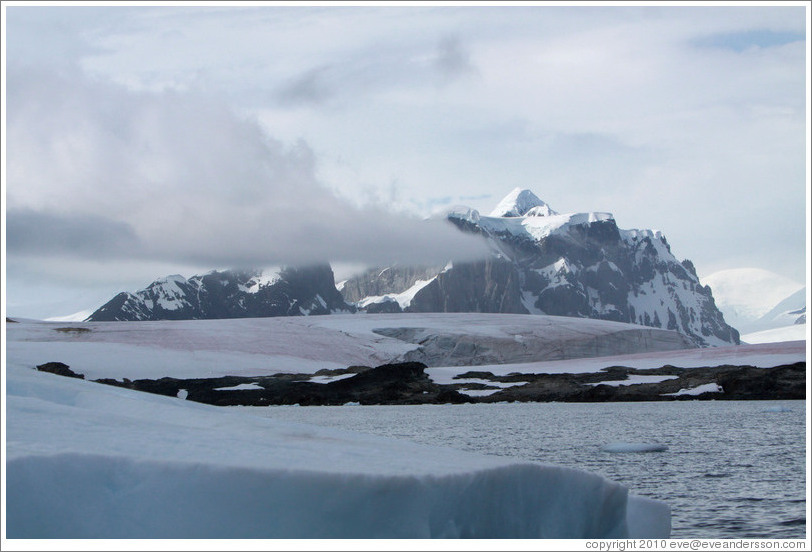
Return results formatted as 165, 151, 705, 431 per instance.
489, 188, 557, 217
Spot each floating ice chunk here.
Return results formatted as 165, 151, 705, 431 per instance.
176, 389, 188, 399
602, 442, 668, 453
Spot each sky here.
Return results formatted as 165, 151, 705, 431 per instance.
2, 2, 809, 319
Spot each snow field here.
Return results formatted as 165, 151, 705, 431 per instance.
5, 313, 698, 381
742, 324, 807, 345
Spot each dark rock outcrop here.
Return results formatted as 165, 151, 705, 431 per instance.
95, 362, 471, 406
476, 362, 805, 403
39, 359, 805, 406
36, 362, 84, 379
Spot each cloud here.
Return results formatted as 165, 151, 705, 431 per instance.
6, 209, 141, 258
275, 65, 335, 106
5, 63, 489, 273
4, 5, 807, 295
692, 29, 806, 52
433, 36, 477, 82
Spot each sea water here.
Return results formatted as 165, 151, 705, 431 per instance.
256, 400, 807, 539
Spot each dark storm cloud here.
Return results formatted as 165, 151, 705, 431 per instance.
5, 63, 488, 271
6, 209, 142, 258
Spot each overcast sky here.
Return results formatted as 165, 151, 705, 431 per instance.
3, 2, 809, 319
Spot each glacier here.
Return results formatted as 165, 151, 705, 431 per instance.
5, 360, 670, 539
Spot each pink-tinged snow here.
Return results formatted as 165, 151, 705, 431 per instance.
425, 340, 806, 383
308, 311, 680, 340
4, 316, 409, 380
6, 313, 695, 381
8, 316, 802, 385
5, 362, 670, 539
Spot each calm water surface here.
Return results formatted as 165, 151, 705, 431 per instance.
254, 400, 806, 539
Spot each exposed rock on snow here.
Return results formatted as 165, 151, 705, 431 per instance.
35, 361, 84, 379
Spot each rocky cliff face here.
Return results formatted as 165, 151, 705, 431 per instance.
86, 265, 354, 322
345, 189, 739, 347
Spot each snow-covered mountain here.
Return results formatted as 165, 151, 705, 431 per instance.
755, 287, 806, 328
85, 188, 739, 347
345, 188, 739, 347
86, 264, 354, 322
702, 268, 804, 334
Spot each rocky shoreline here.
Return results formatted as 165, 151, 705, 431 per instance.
35, 360, 806, 406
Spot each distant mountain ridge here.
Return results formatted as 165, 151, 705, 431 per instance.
85, 188, 739, 347
87, 265, 354, 322
344, 188, 739, 347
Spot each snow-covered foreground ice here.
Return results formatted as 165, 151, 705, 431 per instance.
5, 362, 670, 539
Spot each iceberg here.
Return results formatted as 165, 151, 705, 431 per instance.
5, 363, 671, 539
602, 442, 669, 453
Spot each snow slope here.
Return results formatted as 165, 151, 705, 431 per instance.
5, 360, 670, 539
5, 313, 693, 380
488, 187, 558, 217
742, 325, 808, 345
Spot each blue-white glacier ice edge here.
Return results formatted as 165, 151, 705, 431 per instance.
5, 363, 670, 539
